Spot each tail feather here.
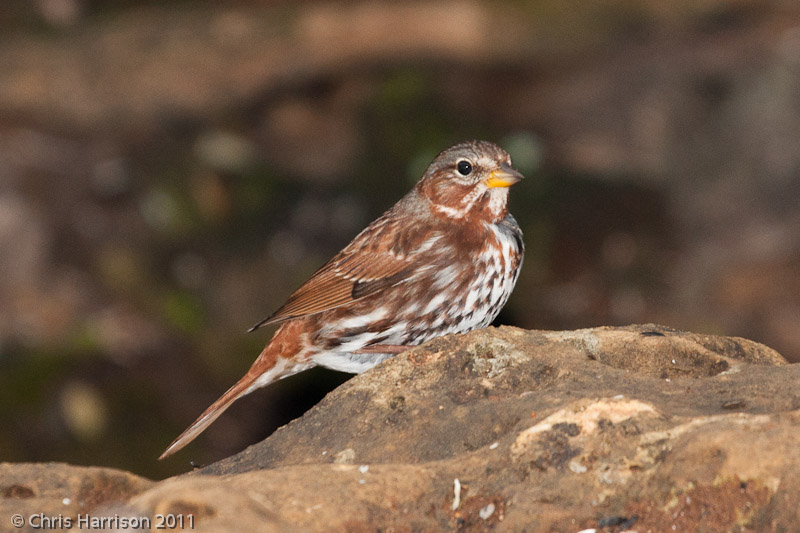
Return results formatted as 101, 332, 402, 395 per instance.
159, 319, 314, 460
158, 374, 256, 460
159, 359, 309, 460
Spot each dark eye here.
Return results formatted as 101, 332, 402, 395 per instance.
457, 160, 472, 176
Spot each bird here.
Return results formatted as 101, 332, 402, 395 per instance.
159, 140, 524, 459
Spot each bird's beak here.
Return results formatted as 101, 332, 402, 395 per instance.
485, 164, 524, 188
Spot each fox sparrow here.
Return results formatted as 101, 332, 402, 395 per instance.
160, 140, 524, 459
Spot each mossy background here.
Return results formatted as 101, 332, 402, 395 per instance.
1, 1, 798, 479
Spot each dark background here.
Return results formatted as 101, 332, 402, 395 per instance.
1, 0, 798, 479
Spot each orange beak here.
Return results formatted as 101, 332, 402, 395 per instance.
485, 164, 524, 188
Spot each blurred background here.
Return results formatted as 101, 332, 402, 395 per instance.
1, 0, 799, 479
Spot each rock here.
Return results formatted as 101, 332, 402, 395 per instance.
4, 325, 800, 531
0, 463, 152, 531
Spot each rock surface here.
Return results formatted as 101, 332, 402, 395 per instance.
3, 325, 800, 531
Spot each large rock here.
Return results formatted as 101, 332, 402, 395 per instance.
3, 325, 799, 531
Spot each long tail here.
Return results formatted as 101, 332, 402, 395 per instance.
159, 323, 311, 460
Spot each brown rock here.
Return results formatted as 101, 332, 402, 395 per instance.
0, 463, 152, 532
5, 325, 800, 531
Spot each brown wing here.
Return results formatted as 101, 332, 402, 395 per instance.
249, 216, 435, 331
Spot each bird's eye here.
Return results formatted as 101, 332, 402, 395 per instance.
457, 160, 472, 176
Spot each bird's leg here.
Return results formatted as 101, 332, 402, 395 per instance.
353, 344, 411, 354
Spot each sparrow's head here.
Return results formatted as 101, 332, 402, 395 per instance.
418, 140, 523, 222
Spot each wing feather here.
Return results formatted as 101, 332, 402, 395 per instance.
249, 215, 436, 331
